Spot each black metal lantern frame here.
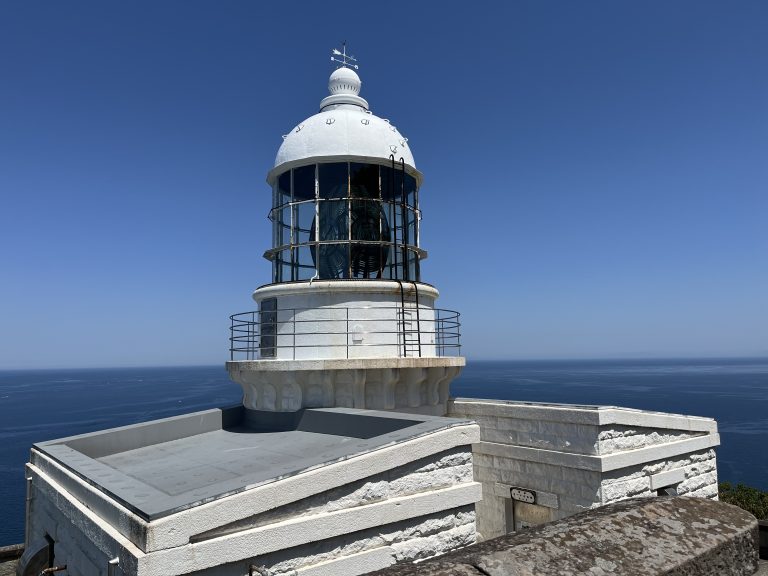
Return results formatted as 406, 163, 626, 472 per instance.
266, 158, 422, 283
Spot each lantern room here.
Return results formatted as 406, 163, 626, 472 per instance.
266, 160, 422, 282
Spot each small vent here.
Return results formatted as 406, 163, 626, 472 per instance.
510, 487, 536, 504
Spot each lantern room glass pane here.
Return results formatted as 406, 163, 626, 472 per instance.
393, 203, 404, 241
272, 248, 291, 283
350, 199, 390, 279
295, 201, 315, 244
407, 248, 419, 282
405, 173, 417, 209
319, 163, 348, 198
317, 200, 349, 241
381, 165, 403, 201
350, 200, 384, 241
293, 165, 315, 201
295, 246, 315, 281
278, 171, 291, 204
279, 206, 291, 246
350, 163, 379, 199
407, 207, 417, 248
382, 244, 397, 280
317, 243, 350, 279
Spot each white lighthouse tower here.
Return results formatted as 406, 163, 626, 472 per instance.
227, 47, 464, 416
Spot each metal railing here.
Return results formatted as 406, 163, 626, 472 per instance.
229, 305, 461, 361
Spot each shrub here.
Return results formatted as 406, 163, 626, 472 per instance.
719, 482, 768, 520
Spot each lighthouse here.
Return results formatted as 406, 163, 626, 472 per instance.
18, 48, 482, 575
18, 48, 722, 576
227, 47, 464, 416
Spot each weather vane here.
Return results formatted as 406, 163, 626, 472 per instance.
330, 42, 359, 69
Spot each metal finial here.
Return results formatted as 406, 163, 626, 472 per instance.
330, 41, 359, 70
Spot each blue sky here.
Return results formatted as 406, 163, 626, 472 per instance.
1, 1, 766, 369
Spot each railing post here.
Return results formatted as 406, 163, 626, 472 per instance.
457, 311, 462, 356
346, 307, 349, 359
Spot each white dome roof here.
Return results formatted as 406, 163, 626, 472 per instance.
269, 66, 417, 183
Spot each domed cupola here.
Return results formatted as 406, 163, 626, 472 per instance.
270, 52, 416, 183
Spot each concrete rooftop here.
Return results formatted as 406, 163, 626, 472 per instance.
33, 406, 471, 520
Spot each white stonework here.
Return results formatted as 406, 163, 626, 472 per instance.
23, 420, 481, 576
228, 358, 463, 415
448, 398, 720, 541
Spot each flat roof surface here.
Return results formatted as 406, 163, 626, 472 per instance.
34, 406, 470, 520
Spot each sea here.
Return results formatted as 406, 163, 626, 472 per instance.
0, 357, 766, 547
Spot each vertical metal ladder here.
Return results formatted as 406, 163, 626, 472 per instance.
397, 281, 422, 358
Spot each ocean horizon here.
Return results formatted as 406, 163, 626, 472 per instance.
1, 356, 766, 546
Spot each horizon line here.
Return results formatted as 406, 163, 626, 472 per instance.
2, 355, 767, 372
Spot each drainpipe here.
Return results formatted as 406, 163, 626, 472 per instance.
24, 473, 33, 546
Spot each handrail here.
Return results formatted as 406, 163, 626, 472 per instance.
228, 305, 461, 361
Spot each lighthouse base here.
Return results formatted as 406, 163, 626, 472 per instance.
227, 357, 465, 416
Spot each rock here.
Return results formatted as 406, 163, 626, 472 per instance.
369, 497, 759, 576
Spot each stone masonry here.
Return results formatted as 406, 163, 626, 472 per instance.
447, 398, 720, 540
22, 410, 481, 576
368, 497, 760, 576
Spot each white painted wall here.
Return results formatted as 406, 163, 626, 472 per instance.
251, 281, 441, 361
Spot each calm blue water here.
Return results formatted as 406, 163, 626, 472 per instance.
1, 358, 766, 546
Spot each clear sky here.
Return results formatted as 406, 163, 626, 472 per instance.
1, 1, 766, 369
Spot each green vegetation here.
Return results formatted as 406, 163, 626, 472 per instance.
719, 482, 768, 520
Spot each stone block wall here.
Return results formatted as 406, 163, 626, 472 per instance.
367, 497, 760, 576
25, 471, 130, 576
598, 425, 701, 454
448, 398, 720, 541
28, 451, 479, 576
23, 424, 481, 576
470, 448, 601, 538
601, 448, 719, 503
191, 446, 477, 565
